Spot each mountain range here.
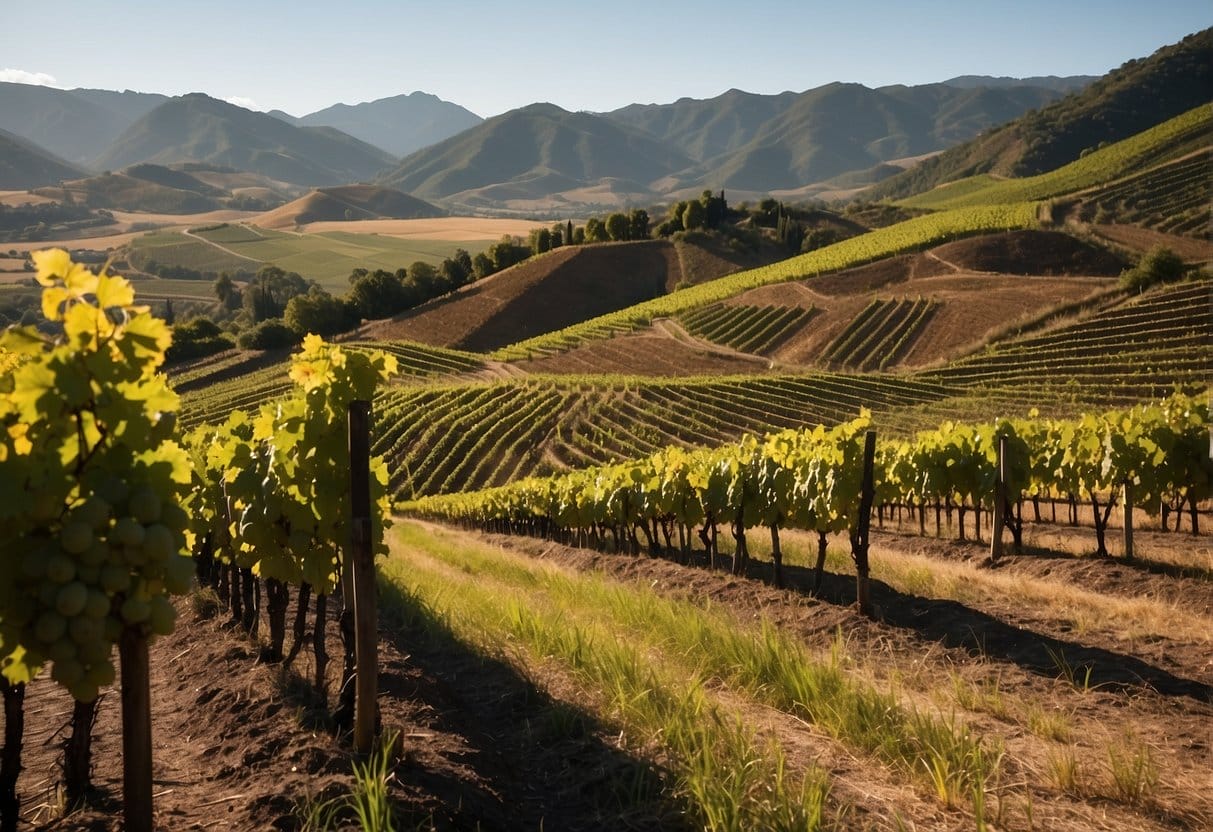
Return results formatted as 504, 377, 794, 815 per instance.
0, 28, 1205, 208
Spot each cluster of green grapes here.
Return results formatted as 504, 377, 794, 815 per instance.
6, 477, 192, 703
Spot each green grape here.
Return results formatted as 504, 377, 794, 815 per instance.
31, 492, 60, 523
38, 582, 60, 608
55, 582, 89, 617
68, 615, 102, 646
34, 611, 67, 644
20, 550, 47, 579
48, 638, 77, 663
68, 681, 100, 704
78, 539, 110, 567
59, 520, 93, 555
148, 596, 175, 636
97, 476, 130, 510
83, 589, 110, 619
74, 495, 111, 531
120, 596, 150, 624
51, 658, 84, 686
122, 543, 148, 566
162, 555, 195, 594
79, 639, 111, 666
45, 554, 76, 583
129, 488, 162, 525
142, 524, 176, 562
159, 502, 190, 533
100, 563, 130, 593
84, 661, 115, 687
112, 516, 145, 547
76, 564, 101, 584
4, 596, 34, 627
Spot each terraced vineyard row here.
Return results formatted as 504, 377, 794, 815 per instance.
901, 104, 1211, 211
370, 373, 957, 503
917, 280, 1212, 397
344, 339, 485, 376
493, 202, 1039, 360
1076, 150, 1212, 236
677, 304, 815, 354
821, 297, 937, 371
179, 363, 293, 429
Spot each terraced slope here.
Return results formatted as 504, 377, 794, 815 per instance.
916, 280, 1211, 398
677, 304, 816, 355
820, 297, 938, 371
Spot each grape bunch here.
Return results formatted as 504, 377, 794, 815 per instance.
5, 477, 193, 703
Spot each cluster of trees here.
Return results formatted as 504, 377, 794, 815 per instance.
0, 202, 110, 243
654, 191, 729, 236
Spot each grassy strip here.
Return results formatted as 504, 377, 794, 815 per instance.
750, 529, 1213, 645
392, 522, 1001, 812
380, 531, 833, 831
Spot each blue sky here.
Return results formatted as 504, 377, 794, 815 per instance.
2, 1, 1207, 117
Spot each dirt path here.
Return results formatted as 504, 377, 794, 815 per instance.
179, 227, 261, 263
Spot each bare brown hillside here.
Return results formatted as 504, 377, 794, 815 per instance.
259, 184, 440, 228
362, 241, 680, 351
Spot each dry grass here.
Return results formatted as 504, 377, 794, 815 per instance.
862, 539, 1212, 644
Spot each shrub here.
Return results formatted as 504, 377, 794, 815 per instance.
1119, 245, 1184, 292
237, 318, 300, 350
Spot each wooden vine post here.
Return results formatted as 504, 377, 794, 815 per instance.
990, 434, 1007, 562
348, 399, 378, 755
1122, 480, 1135, 560
853, 430, 877, 617
119, 627, 152, 832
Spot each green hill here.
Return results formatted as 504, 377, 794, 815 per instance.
611, 82, 1065, 193
868, 28, 1213, 202
0, 82, 166, 166
0, 127, 88, 188
93, 94, 399, 188
379, 103, 695, 202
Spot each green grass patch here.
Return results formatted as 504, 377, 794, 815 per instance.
389, 521, 1002, 815
130, 225, 488, 291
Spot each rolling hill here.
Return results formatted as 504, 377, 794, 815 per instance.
378, 103, 696, 204
92, 94, 399, 188
378, 81, 1072, 208
610, 81, 1067, 193
868, 27, 1213, 201
0, 82, 167, 166
258, 184, 444, 228
282, 92, 483, 158
33, 162, 300, 214
0, 127, 88, 188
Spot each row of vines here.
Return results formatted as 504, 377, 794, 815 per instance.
408, 393, 1211, 593
0, 253, 396, 831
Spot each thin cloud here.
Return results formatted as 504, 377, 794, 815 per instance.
0, 68, 61, 87
224, 96, 264, 111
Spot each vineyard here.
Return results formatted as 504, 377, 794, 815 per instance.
1, 84, 1211, 832
1073, 149, 1212, 236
